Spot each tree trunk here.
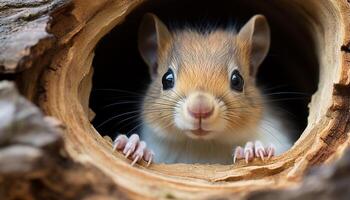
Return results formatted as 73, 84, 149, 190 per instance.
1, 0, 350, 199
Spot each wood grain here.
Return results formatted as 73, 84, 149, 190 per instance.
0, 0, 70, 73
0, 81, 128, 200
0, 0, 350, 199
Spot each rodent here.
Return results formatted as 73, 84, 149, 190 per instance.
112, 13, 293, 165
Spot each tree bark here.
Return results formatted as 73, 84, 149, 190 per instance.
0, 0, 350, 199
246, 150, 350, 200
0, 0, 70, 73
0, 81, 128, 200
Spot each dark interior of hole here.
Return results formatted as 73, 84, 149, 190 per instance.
90, 0, 319, 141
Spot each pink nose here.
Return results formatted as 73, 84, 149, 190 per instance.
187, 95, 214, 119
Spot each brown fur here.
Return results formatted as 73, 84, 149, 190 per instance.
137, 14, 285, 164
142, 29, 263, 141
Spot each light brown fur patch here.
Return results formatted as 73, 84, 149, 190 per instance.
143, 29, 264, 141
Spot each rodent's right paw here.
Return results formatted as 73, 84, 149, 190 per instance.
113, 134, 154, 167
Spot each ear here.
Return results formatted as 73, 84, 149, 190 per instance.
238, 15, 270, 77
138, 13, 172, 79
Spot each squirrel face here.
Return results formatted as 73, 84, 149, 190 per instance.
138, 14, 270, 142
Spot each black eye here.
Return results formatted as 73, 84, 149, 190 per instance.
230, 70, 244, 92
162, 69, 175, 90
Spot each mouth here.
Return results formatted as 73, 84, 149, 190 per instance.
190, 129, 211, 136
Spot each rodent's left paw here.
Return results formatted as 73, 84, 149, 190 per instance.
113, 134, 154, 167
233, 141, 275, 164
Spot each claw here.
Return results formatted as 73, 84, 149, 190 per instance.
245, 150, 253, 164
147, 154, 153, 167
233, 146, 243, 163
254, 141, 266, 161
131, 155, 140, 166
125, 149, 132, 158
112, 141, 119, 151
244, 142, 254, 163
266, 145, 275, 159
113, 135, 128, 151
144, 150, 154, 167
267, 151, 272, 159
257, 149, 265, 161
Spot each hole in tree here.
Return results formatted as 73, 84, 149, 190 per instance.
90, 0, 318, 148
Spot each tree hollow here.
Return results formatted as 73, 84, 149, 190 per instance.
19, 0, 350, 199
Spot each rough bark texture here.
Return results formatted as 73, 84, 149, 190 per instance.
246, 149, 350, 200
0, 0, 350, 199
0, 0, 70, 73
0, 81, 128, 200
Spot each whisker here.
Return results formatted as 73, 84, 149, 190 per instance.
96, 110, 141, 128
124, 112, 174, 135
93, 88, 180, 104
260, 84, 289, 92
264, 92, 311, 96
126, 123, 144, 135
97, 101, 140, 110
224, 97, 309, 109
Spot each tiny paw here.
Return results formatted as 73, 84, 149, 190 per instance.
232, 141, 275, 164
113, 134, 154, 167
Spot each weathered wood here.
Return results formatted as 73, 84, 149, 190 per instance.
0, 81, 128, 200
0, 0, 70, 73
245, 149, 350, 200
0, 0, 350, 199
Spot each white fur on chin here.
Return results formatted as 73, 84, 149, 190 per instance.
141, 108, 293, 164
